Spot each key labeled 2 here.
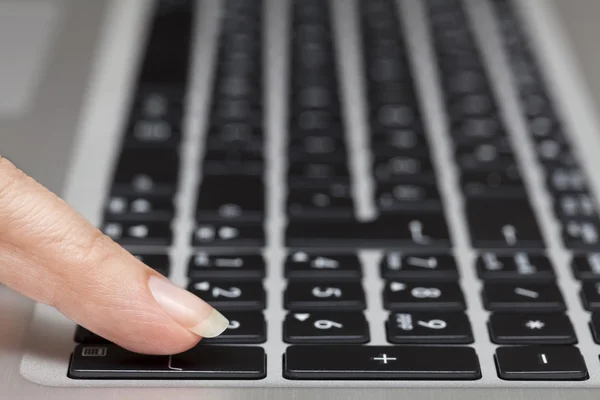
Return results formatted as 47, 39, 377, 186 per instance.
284, 312, 369, 344
188, 281, 266, 310
284, 282, 366, 311
383, 281, 466, 311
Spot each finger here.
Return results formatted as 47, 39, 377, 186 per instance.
0, 157, 228, 354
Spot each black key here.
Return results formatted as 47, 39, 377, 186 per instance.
546, 167, 588, 193
285, 251, 362, 280
456, 144, 516, 172
104, 195, 174, 221
196, 176, 264, 222
288, 135, 348, 163
461, 168, 526, 198
69, 345, 266, 379
132, 253, 170, 277
489, 313, 576, 345
286, 213, 451, 249
202, 312, 266, 344
111, 149, 179, 195
571, 254, 600, 281
202, 160, 263, 176
372, 155, 435, 183
482, 283, 565, 312
375, 183, 442, 212
465, 199, 545, 249
283, 312, 369, 344
205, 124, 262, 152
192, 223, 264, 247
476, 253, 555, 282
287, 189, 355, 220
370, 129, 430, 156
188, 280, 266, 310
387, 312, 473, 344
383, 281, 466, 311
288, 162, 350, 184
284, 282, 366, 311
188, 252, 265, 280
74, 326, 109, 344
495, 346, 587, 381
101, 221, 172, 246
562, 219, 600, 250
581, 282, 600, 311
284, 345, 481, 380
380, 253, 459, 280
133, 90, 183, 120
124, 119, 181, 148
555, 193, 598, 220
588, 313, 600, 343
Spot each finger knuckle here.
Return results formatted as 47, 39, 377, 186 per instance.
77, 231, 116, 274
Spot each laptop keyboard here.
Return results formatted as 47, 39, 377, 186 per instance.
60, 0, 599, 384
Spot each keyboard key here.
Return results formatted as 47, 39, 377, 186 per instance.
380, 253, 459, 280
572, 254, 600, 281
283, 345, 481, 380
562, 219, 600, 250
104, 195, 174, 221
196, 176, 264, 222
495, 346, 587, 381
476, 253, 555, 282
461, 168, 526, 198
286, 213, 451, 249
588, 313, 600, 343
131, 253, 170, 277
287, 189, 355, 220
546, 167, 588, 193
202, 312, 266, 344
69, 345, 266, 379
488, 313, 577, 344
554, 193, 597, 220
375, 183, 442, 212
112, 149, 179, 195
192, 223, 265, 247
284, 282, 366, 311
101, 221, 172, 246
283, 312, 369, 344
482, 283, 565, 312
125, 119, 181, 148
387, 312, 473, 344
372, 155, 435, 183
188, 252, 265, 280
465, 199, 545, 249
383, 281, 466, 311
288, 163, 350, 184
285, 251, 362, 280
188, 281, 266, 311
580, 282, 600, 311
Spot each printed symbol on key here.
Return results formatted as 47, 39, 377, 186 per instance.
407, 256, 438, 269
82, 347, 108, 357
525, 320, 545, 330
371, 353, 397, 364
514, 287, 539, 299
501, 224, 517, 246
408, 220, 432, 245
167, 355, 182, 371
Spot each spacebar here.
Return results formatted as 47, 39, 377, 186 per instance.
286, 214, 451, 248
69, 345, 266, 379
284, 346, 481, 380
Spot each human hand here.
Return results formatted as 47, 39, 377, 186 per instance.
0, 157, 228, 354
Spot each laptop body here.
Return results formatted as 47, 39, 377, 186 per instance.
4, 0, 600, 398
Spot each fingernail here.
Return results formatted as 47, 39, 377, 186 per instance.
148, 275, 229, 338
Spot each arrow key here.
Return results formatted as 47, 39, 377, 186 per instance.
283, 312, 369, 344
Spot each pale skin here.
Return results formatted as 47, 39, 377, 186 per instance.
0, 156, 229, 355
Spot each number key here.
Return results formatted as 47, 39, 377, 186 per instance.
202, 312, 266, 344
380, 253, 459, 280
386, 312, 473, 344
188, 281, 266, 310
285, 251, 362, 280
284, 282, 366, 311
383, 281, 466, 311
283, 312, 369, 344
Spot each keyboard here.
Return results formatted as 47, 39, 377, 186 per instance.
22, 0, 600, 386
